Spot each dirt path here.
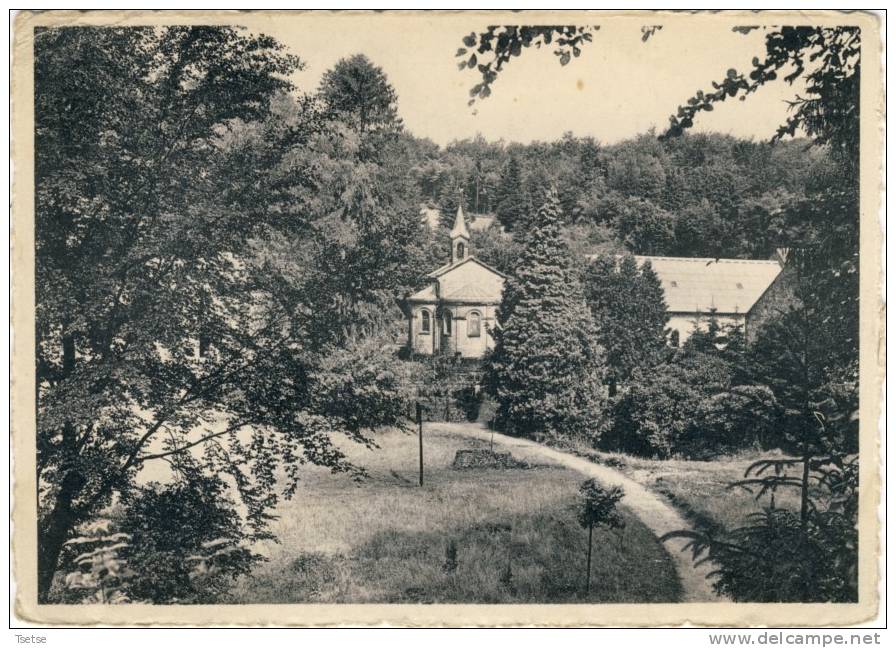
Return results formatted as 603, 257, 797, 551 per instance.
431, 421, 724, 602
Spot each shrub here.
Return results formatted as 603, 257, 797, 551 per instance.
664, 456, 858, 602
117, 475, 263, 603
608, 347, 779, 458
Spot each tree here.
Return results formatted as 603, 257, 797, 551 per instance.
318, 53, 402, 134
484, 189, 606, 441
34, 27, 410, 601
577, 480, 624, 595
456, 24, 861, 598
494, 156, 526, 231
583, 254, 668, 393
614, 197, 675, 255
609, 347, 777, 458
456, 26, 597, 105
469, 222, 523, 276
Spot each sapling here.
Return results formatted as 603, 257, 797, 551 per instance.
577, 479, 625, 595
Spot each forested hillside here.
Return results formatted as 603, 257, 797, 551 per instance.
399, 130, 829, 263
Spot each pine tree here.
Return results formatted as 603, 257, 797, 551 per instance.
484, 189, 606, 441
494, 156, 526, 231
583, 254, 669, 391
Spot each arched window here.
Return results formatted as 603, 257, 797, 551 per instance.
670, 329, 680, 348
420, 309, 431, 334
443, 310, 452, 335
467, 311, 481, 337
456, 242, 465, 259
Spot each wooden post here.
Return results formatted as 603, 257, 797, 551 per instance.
416, 402, 424, 487
585, 523, 594, 595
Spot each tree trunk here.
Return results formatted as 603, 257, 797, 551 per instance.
37, 469, 85, 601
585, 523, 593, 595
38, 332, 82, 600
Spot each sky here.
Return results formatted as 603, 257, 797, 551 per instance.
255, 13, 806, 146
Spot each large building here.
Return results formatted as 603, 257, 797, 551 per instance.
629, 254, 792, 346
408, 207, 792, 357
405, 206, 506, 358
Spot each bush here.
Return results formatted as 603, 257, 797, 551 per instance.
664, 457, 858, 602
118, 475, 263, 603
311, 339, 413, 435
57, 474, 263, 604
608, 350, 778, 458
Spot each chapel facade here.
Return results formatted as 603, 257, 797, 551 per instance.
405, 205, 506, 359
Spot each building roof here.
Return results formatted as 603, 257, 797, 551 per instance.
426, 255, 508, 280
634, 255, 783, 314
441, 284, 503, 304
406, 283, 438, 302
410, 257, 506, 304
449, 204, 471, 239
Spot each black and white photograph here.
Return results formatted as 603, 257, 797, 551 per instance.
9, 8, 884, 629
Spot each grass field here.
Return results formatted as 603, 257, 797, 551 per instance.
570, 447, 801, 536
228, 427, 682, 604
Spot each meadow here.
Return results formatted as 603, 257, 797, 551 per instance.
569, 447, 802, 537
228, 427, 682, 604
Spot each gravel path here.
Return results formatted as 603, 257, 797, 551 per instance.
432, 421, 724, 602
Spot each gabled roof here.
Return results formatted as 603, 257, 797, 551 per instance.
450, 204, 470, 239
425, 255, 508, 280
441, 283, 502, 304
406, 283, 438, 302
633, 255, 783, 314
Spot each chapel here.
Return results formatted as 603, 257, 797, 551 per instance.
405, 205, 506, 359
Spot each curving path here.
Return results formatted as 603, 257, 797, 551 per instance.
430, 421, 724, 602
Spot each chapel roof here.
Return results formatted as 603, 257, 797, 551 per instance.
425, 255, 508, 280
441, 283, 503, 304
406, 284, 438, 302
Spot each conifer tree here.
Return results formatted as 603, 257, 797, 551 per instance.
494, 156, 526, 231
583, 254, 669, 392
485, 189, 606, 440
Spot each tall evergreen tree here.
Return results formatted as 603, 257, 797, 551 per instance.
494, 156, 526, 231
583, 254, 669, 393
484, 189, 606, 440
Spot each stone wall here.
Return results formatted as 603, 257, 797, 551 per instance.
406, 358, 493, 422
745, 263, 797, 343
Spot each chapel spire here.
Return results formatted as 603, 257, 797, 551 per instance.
450, 202, 470, 264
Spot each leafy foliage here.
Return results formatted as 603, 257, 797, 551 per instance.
318, 53, 403, 135
35, 27, 420, 600
60, 518, 134, 604
407, 130, 825, 260
609, 318, 780, 458
118, 476, 263, 603
484, 189, 606, 441
457, 26, 598, 105
494, 156, 527, 231
577, 479, 625, 532
665, 26, 860, 163
663, 455, 858, 602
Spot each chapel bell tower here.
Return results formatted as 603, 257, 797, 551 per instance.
450, 203, 471, 264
